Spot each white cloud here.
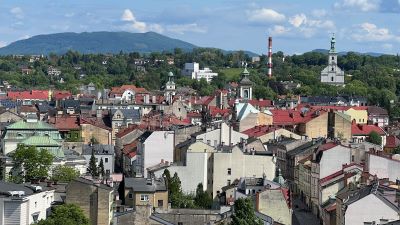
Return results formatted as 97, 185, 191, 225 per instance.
312, 9, 327, 18
0, 41, 7, 48
334, 0, 380, 12
351, 22, 397, 42
10, 7, 24, 19
247, 8, 286, 23
166, 23, 207, 35
120, 9, 163, 33
268, 25, 291, 35
289, 14, 307, 27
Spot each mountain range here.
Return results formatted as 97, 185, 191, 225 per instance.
0, 31, 258, 56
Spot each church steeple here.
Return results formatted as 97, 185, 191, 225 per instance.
237, 66, 253, 100
165, 71, 176, 104
329, 33, 336, 53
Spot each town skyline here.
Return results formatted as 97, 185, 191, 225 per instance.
0, 0, 400, 55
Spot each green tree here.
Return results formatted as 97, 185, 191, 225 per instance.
98, 158, 105, 177
51, 165, 79, 182
231, 198, 263, 225
393, 146, 400, 154
10, 145, 54, 183
368, 131, 382, 146
194, 183, 213, 209
87, 150, 98, 177
37, 204, 90, 225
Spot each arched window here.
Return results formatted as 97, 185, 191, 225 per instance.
244, 90, 249, 99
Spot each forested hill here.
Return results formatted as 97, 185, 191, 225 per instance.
0, 31, 198, 55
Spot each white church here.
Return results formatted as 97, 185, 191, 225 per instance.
320, 34, 345, 85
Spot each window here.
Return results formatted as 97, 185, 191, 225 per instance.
331, 56, 334, 60
140, 195, 149, 201
227, 168, 231, 175
158, 200, 163, 207
104, 157, 109, 163
106, 169, 110, 175
352, 155, 355, 162
331, 77, 334, 82
227, 180, 231, 186
128, 193, 133, 199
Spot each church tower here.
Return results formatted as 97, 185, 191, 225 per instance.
320, 34, 345, 85
237, 67, 253, 100
165, 71, 176, 104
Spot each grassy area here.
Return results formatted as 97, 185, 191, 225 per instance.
218, 68, 258, 81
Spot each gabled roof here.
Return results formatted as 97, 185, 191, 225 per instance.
22, 135, 61, 146
50, 116, 80, 131
7, 90, 49, 100
124, 177, 167, 192
53, 91, 72, 100
7, 120, 57, 130
351, 123, 385, 136
241, 125, 277, 138
368, 106, 388, 116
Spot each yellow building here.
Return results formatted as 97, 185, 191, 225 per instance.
344, 108, 368, 124
124, 177, 168, 211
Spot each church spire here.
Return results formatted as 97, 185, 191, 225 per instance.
330, 33, 336, 53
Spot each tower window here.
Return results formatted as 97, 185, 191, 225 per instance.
244, 90, 249, 99
331, 77, 334, 82
332, 56, 334, 60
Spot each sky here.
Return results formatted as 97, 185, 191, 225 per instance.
0, 0, 399, 55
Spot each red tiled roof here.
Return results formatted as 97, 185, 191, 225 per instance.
248, 99, 273, 108
53, 90, 72, 100
116, 124, 139, 138
109, 84, 148, 96
7, 90, 49, 100
385, 135, 400, 148
80, 116, 111, 131
50, 116, 80, 131
319, 170, 343, 184
270, 108, 327, 126
187, 112, 202, 118
209, 106, 230, 118
351, 123, 385, 136
318, 142, 338, 152
241, 125, 277, 138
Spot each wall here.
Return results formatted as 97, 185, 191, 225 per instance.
143, 131, 174, 177
174, 126, 201, 147
345, 194, 399, 225
81, 124, 111, 145
367, 154, 400, 182
212, 146, 276, 198
334, 113, 351, 141
83, 154, 114, 175
319, 145, 351, 178
239, 113, 273, 132
259, 129, 302, 143
257, 189, 291, 225
304, 113, 328, 139
196, 123, 248, 147
345, 108, 368, 124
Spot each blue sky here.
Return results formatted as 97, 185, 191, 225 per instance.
0, 0, 399, 55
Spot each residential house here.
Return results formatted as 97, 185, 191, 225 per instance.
310, 142, 352, 216
50, 116, 80, 141
384, 135, 400, 153
134, 131, 174, 177
7, 90, 49, 101
234, 102, 273, 132
336, 183, 400, 225
66, 178, 114, 225
366, 149, 400, 182
82, 144, 115, 175
115, 125, 144, 172
110, 109, 141, 143
109, 84, 147, 101
242, 126, 302, 143
181, 62, 218, 82
60, 99, 80, 115
0, 181, 56, 225
212, 143, 276, 198
368, 106, 389, 127
297, 156, 312, 207
47, 66, 61, 76
344, 107, 368, 124
351, 122, 387, 146
124, 177, 168, 210
152, 141, 216, 194
273, 139, 308, 179
80, 115, 112, 145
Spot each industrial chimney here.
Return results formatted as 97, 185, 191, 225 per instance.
267, 36, 272, 78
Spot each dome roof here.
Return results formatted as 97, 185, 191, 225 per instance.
273, 168, 286, 186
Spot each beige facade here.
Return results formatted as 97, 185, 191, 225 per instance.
238, 112, 273, 132
212, 146, 276, 198
125, 189, 168, 211
298, 112, 328, 139
256, 189, 292, 225
81, 123, 112, 145
258, 128, 302, 143
66, 178, 114, 225
344, 108, 368, 124
333, 112, 352, 141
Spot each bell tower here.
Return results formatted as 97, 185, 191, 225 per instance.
237, 67, 253, 100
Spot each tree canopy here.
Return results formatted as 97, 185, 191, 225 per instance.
51, 165, 79, 182
368, 131, 382, 146
37, 204, 90, 225
231, 198, 263, 225
9, 145, 54, 183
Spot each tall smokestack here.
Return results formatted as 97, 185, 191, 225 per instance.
268, 36, 272, 78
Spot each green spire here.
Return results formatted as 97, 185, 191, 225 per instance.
330, 33, 336, 53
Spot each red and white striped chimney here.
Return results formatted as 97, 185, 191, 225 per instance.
267, 36, 272, 78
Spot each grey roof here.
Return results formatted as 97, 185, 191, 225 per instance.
70, 177, 113, 190
286, 139, 323, 157
37, 103, 50, 113
111, 109, 141, 121
82, 144, 114, 155
0, 181, 35, 196
61, 99, 80, 109
125, 177, 167, 192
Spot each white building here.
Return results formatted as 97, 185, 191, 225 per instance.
212, 145, 276, 198
366, 150, 400, 182
152, 141, 216, 194
182, 62, 218, 82
82, 144, 115, 175
320, 34, 344, 85
194, 122, 248, 148
135, 131, 174, 178
0, 182, 55, 225
47, 66, 61, 76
